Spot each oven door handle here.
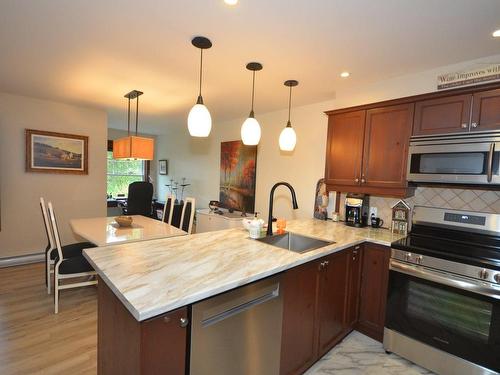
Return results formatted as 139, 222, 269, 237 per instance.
487, 142, 495, 183
390, 259, 500, 300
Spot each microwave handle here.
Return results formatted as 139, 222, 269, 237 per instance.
487, 142, 495, 183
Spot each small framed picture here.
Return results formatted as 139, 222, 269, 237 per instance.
159, 159, 168, 175
25, 129, 88, 174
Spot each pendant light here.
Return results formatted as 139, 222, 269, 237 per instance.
241, 62, 263, 145
279, 80, 298, 151
188, 36, 212, 137
113, 90, 154, 160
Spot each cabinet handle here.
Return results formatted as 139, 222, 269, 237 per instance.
361, 178, 366, 184
354, 246, 360, 250
461, 123, 468, 129
471, 122, 478, 128
180, 317, 189, 328
355, 178, 359, 183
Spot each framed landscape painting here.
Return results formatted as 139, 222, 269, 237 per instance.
25, 129, 88, 174
219, 140, 257, 213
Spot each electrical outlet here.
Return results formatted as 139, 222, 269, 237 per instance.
369, 206, 378, 218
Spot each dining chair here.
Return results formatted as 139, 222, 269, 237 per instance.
47, 202, 97, 314
124, 181, 154, 217
161, 194, 175, 224
40, 197, 96, 294
179, 197, 195, 234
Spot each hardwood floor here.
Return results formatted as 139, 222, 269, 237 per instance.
0, 263, 97, 375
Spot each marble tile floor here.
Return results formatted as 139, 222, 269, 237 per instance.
305, 331, 434, 375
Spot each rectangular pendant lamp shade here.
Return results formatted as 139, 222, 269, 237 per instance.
113, 136, 154, 160
113, 90, 154, 160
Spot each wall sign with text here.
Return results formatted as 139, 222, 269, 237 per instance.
437, 63, 500, 90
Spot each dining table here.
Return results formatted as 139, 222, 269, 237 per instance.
70, 215, 187, 247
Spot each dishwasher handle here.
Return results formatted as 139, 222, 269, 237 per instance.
202, 284, 280, 328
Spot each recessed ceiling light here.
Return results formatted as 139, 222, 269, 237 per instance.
493, 29, 500, 38
224, 0, 238, 5
340, 71, 350, 78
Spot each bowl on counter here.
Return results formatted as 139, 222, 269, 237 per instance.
115, 215, 133, 227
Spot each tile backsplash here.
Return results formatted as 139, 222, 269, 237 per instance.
338, 187, 500, 229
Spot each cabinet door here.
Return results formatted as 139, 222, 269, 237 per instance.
362, 104, 414, 188
413, 94, 472, 135
325, 110, 366, 186
471, 88, 500, 131
317, 250, 350, 357
141, 307, 188, 375
357, 243, 390, 342
280, 261, 319, 375
346, 244, 363, 329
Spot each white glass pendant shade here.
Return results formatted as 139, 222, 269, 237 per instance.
188, 103, 212, 137
279, 125, 297, 151
241, 116, 261, 145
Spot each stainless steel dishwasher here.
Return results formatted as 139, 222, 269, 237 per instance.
190, 274, 283, 375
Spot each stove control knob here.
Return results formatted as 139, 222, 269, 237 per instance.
404, 252, 412, 262
416, 255, 423, 265
479, 269, 489, 280
494, 274, 500, 283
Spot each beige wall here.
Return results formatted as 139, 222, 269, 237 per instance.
154, 53, 500, 221
0, 92, 107, 259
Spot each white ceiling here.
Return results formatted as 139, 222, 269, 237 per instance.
1, 0, 499, 134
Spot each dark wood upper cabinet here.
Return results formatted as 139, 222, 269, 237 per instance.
317, 250, 350, 357
346, 244, 363, 329
413, 94, 472, 136
356, 243, 390, 342
324, 110, 366, 186
471, 88, 500, 132
362, 103, 414, 189
280, 261, 319, 375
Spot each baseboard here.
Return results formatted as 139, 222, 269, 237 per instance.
0, 253, 45, 268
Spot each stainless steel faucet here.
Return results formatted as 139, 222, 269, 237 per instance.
267, 182, 298, 236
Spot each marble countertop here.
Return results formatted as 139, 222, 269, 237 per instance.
83, 219, 404, 321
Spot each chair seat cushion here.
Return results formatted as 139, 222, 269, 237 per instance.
49, 242, 96, 260
58, 256, 94, 274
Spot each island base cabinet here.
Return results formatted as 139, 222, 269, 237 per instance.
355, 243, 390, 342
97, 277, 188, 375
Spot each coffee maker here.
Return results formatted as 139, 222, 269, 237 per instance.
345, 193, 369, 227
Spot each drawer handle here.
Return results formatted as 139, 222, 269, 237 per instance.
471, 122, 478, 128
461, 123, 468, 129
180, 317, 189, 328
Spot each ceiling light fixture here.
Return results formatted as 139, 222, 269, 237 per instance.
241, 62, 263, 145
224, 0, 238, 5
188, 36, 213, 137
340, 71, 350, 78
279, 80, 299, 152
493, 29, 500, 38
113, 90, 155, 160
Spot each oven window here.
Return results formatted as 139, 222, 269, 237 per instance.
417, 152, 485, 174
406, 281, 492, 343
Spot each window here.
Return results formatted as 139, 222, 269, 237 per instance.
107, 150, 146, 197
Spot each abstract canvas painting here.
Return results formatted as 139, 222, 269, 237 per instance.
26, 129, 88, 174
219, 140, 257, 213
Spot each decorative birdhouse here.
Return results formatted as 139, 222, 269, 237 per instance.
391, 200, 411, 235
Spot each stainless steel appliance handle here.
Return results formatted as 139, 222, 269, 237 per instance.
390, 259, 500, 300
487, 142, 495, 183
201, 285, 280, 327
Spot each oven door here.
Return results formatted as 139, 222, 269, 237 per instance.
386, 260, 500, 372
407, 141, 500, 184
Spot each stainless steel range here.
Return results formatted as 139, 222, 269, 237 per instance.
384, 206, 500, 375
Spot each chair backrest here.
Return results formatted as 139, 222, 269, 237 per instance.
40, 197, 55, 253
127, 181, 153, 216
180, 197, 195, 234
47, 202, 64, 264
162, 194, 175, 224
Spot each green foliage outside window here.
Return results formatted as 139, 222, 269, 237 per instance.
107, 151, 145, 197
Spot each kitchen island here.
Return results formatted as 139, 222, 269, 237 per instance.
84, 219, 403, 375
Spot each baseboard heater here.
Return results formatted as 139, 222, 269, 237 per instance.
0, 253, 45, 268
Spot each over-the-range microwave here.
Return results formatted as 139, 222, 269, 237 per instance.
407, 131, 500, 185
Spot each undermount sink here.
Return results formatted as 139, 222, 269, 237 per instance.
256, 232, 334, 254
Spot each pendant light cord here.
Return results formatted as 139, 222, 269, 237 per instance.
127, 97, 131, 136
199, 49, 203, 98
250, 70, 256, 116
135, 95, 139, 136
287, 85, 292, 124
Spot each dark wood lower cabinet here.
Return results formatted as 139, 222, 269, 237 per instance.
346, 244, 363, 328
356, 243, 391, 342
98, 278, 188, 375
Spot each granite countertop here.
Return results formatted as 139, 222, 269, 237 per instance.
83, 219, 404, 321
